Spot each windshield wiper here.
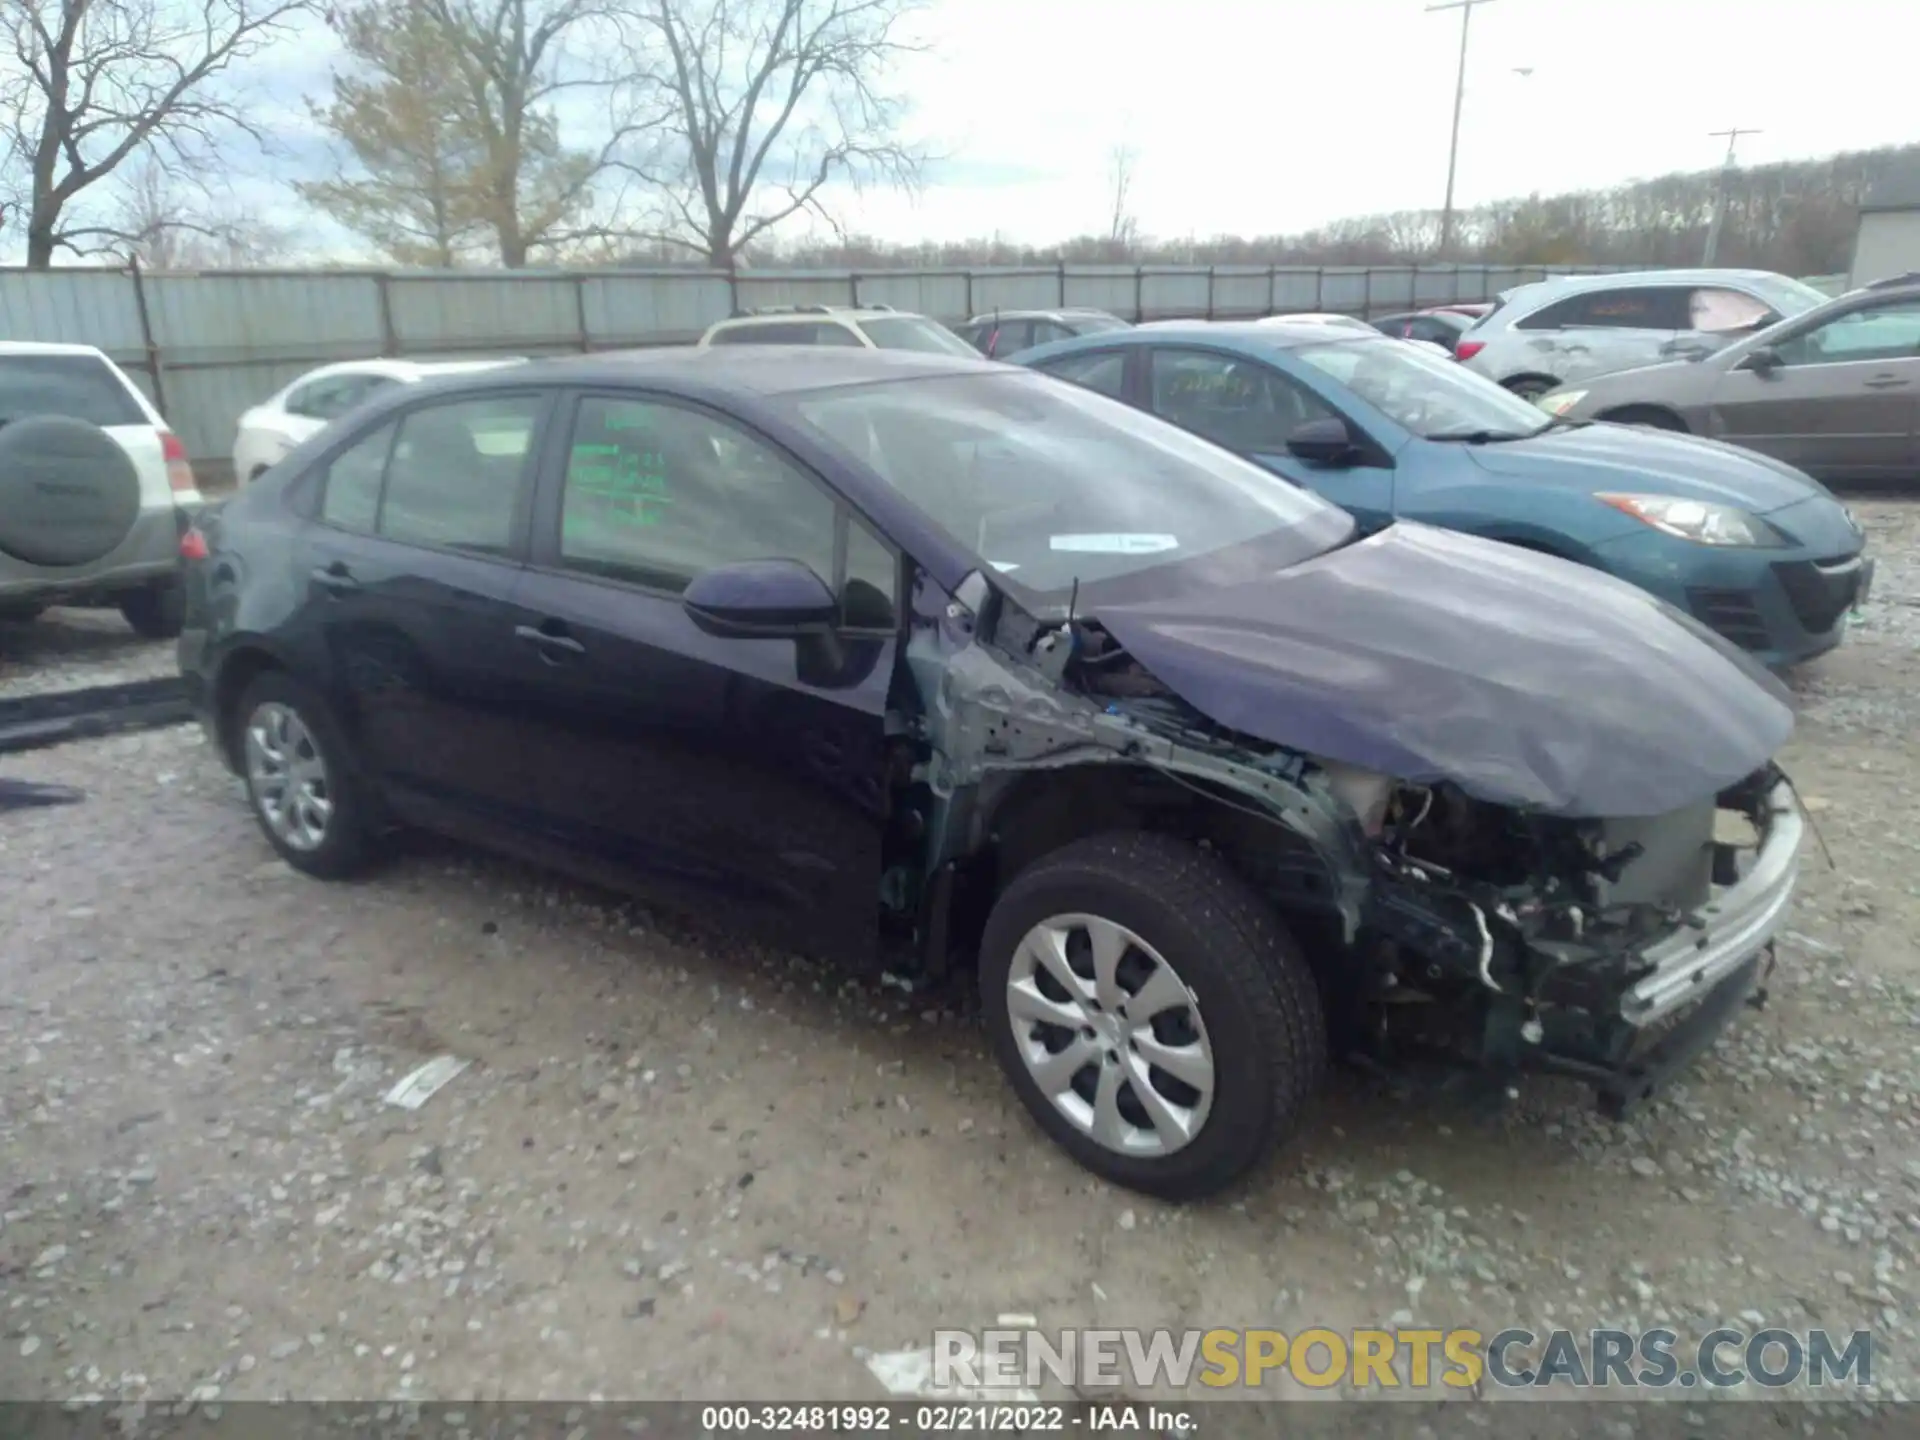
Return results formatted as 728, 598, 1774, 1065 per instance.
1426, 428, 1532, 444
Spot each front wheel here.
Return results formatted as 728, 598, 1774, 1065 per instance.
1503, 375, 1557, 401
979, 832, 1327, 1200
118, 578, 185, 639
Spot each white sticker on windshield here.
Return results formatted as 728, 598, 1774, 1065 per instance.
1048, 533, 1179, 555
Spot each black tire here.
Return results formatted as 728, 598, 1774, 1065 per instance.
233, 669, 380, 879
118, 578, 185, 639
1502, 375, 1558, 400
978, 831, 1326, 1201
0, 415, 142, 566
1598, 405, 1688, 433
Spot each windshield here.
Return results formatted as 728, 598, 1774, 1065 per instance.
1295, 337, 1553, 440
856, 316, 979, 356
794, 372, 1350, 593
1071, 316, 1131, 335
1744, 274, 1828, 320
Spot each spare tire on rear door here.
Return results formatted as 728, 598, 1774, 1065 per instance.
0, 415, 142, 567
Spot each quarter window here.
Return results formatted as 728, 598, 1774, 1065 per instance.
318, 423, 393, 533
557, 396, 840, 598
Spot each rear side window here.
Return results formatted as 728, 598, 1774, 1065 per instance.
0, 354, 146, 428
710, 321, 860, 346
1035, 349, 1129, 399
1522, 287, 1692, 330
286, 373, 384, 421
317, 392, 544, 555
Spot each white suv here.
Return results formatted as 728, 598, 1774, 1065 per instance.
1457, 269, 1831, 398
698, 306, 977, 355
0, 342, 203, 637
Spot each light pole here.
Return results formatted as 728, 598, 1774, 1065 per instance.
1428, 0, 1497, 258
1703, 126, 1761, 266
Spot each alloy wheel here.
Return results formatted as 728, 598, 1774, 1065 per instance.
1004, 912, 1216, 1158
244, 701, 333, 852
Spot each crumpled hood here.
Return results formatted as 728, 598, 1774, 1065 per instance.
1470, 421, 1824, 513
1093, 522, 1794, 818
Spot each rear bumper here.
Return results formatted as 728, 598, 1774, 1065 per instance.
0, 503, 195, 603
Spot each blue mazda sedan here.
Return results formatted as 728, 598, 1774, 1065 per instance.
1016, 323, 1871, 666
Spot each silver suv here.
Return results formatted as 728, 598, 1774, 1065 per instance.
1458, 269, 1830, 398
698, 305, 977, 355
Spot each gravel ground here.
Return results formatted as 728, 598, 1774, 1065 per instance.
1, 506, 1918, 1420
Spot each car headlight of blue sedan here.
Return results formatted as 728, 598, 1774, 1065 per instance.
1597, 493, 1790, 547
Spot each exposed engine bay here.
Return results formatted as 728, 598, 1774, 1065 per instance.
897, 584, 1800, 1110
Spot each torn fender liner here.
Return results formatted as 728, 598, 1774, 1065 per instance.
1094, 522, 1793, 818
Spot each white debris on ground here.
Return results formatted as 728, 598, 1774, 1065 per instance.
0, 503, 1915, 1409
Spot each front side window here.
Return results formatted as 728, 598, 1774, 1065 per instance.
1035, 348, 1128, 399
855, 316, 979, 356
1148, 348, 1336, 454
558, 395, 839, 597
1773, 299, 1920, 366
1295, 337, 1552, 441
375, 393, 542, 553
793, 370, 1352, 597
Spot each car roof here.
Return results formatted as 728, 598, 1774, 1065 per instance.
419, 344, 1001, 398
1021, 321, 1378, 358
963, 308, 1120, 323
1510, 268, 1790, 301
710, 308, 922, 324
0, 340, 114, 358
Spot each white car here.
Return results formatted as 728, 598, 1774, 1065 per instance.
0, 341, 203, 635
231, 358, 524, 483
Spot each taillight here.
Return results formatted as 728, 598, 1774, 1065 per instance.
180, 527, 209, 562
1454, 339, 1485, 363
161, 431, 198, 495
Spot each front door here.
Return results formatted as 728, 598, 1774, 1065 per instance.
1142, 346, 1396, 530
1708, 296, 1920, 482
294, 388, 551, 839
509, 389, 899, 962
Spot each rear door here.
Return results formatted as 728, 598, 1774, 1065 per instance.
506, 389, 898, 959
1708, 296, 1920, 481
1142, 346, 1396, 530
297, 387, 554, 840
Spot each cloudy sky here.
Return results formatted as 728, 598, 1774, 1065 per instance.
25, 0, 1920, 261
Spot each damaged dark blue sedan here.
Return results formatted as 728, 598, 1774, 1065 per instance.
177, 348, 1805, 1200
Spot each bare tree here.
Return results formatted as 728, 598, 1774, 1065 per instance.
1106, 141, 1137, 249
113, 155, 291, 267
1, 0, 314, 267
612, 0, 929, 268
404, 0, 627, 266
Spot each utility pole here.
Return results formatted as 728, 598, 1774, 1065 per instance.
1703, 126, 1761, 266
1428, 0, 1496, 258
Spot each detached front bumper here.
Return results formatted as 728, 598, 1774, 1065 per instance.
1527, 780, 1801, 1115
1621, 780, 1803, 1028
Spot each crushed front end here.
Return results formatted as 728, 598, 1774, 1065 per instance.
1353, 764, 1802, 1114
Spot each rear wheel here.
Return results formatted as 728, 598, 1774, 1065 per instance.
118, 578, 185, 639
235, 670, 380, 878
979, 831, 1326, 1200
1502, 375, 1558, 401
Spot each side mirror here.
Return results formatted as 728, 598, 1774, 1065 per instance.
1739, 346, 1782, 376
1286, 416, 1355, 465
682, 558, 837, 638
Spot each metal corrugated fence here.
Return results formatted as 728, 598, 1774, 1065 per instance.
0, 261, 1627, 474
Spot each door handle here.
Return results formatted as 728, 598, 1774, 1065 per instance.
514, 623, 586, 659
1864, 375, 1910, 390
310, 562, 358, 594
